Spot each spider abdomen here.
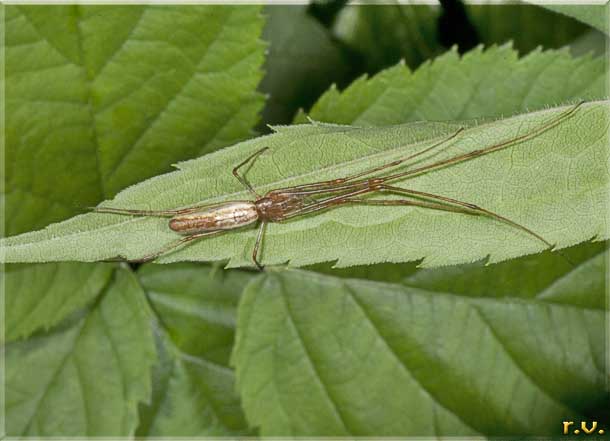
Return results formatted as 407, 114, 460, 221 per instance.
169, 201, 259, 234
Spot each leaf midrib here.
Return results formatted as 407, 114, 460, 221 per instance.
73, 5, 107, 199
280, 276, 351, 434
279, 269, 595, 433
343, 281, 480, 435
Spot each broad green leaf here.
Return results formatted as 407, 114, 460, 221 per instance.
296, 45, 606, 125
331, 2, 441, 73
6, 5, 265, 208
525, 1, 610, 36
307, 242, 607, 300
307, 258, 420, 284
232, 256, 606, 436
136, 263, 254, 436
401, 241, 608, 306
5, 5, 266, 436
569, 28, 609, 58
312, 241, 608, 307
3, 262, 113, 343
466, 2, 592, 55
1, 101, 608, 268
4, 4, 266, 341
5, 266, 156, 436
258, 5, 352, 126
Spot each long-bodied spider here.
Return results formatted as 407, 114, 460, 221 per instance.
93, 102, 583, 269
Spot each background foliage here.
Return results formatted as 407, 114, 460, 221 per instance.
2, 1, 608, 438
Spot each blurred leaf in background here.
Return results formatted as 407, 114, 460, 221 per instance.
466, 2, 593, 55
257, 4, 354, 128
253, 1, 609, 128
4, 3, 265, 335
524, 0, 610, 36
332, 2, 442, 73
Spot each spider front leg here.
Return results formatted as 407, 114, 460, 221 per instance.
251, 221, 267, 270
110, 230, 227, 264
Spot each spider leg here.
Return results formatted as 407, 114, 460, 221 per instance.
380, 101, 585, 185
92, 202, 227, 218
338, 197, 473, 215
274, 127, 464, 195
252, 221, 267, 270
377, 184, 553, 248
127, 230, 226, 263
233, 147, 269, 197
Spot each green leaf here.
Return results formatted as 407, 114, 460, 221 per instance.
524, 1, 610, 36
232, 253, 606, 436
135, 263, 254, 436
5, 5, 268, 436
4, 4, 266, 341
331, 3, 441, 73
258, 5, 352, 126
466, 2, 592, 54
296, 45, 606, 125
313, 241, 608, 308
569, 28, 609, 58
3, 262, 114, 343
401, 241, 608, 306
5, 266, 156, 436
1, 101, 608, 268
6, 5, 265, 207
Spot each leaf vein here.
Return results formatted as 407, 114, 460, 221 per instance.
74, 5, 107, 198
472, 305, 571, 412
279, 277, 351, 435
103, 9, 237, 182
20, 321, 86, 436
94, 8, 146, 79
344, 282, 480, 435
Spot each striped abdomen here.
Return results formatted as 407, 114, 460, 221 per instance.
169, 201, 259, 234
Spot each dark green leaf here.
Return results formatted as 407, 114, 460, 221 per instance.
314, 241, 607, 309
5, 266, 156, 436
401, 242, 608, 307
5, 3, 266, 342
332, 3, 441, 73
258, 5, 352, 126
233, 255, 606, 436
525, 1, 610, 36
467, 2, 591, 55
136, 263, 255, 436
7, 5, 265, 206
569, 28, 609, 58
3, 262, 114, 343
